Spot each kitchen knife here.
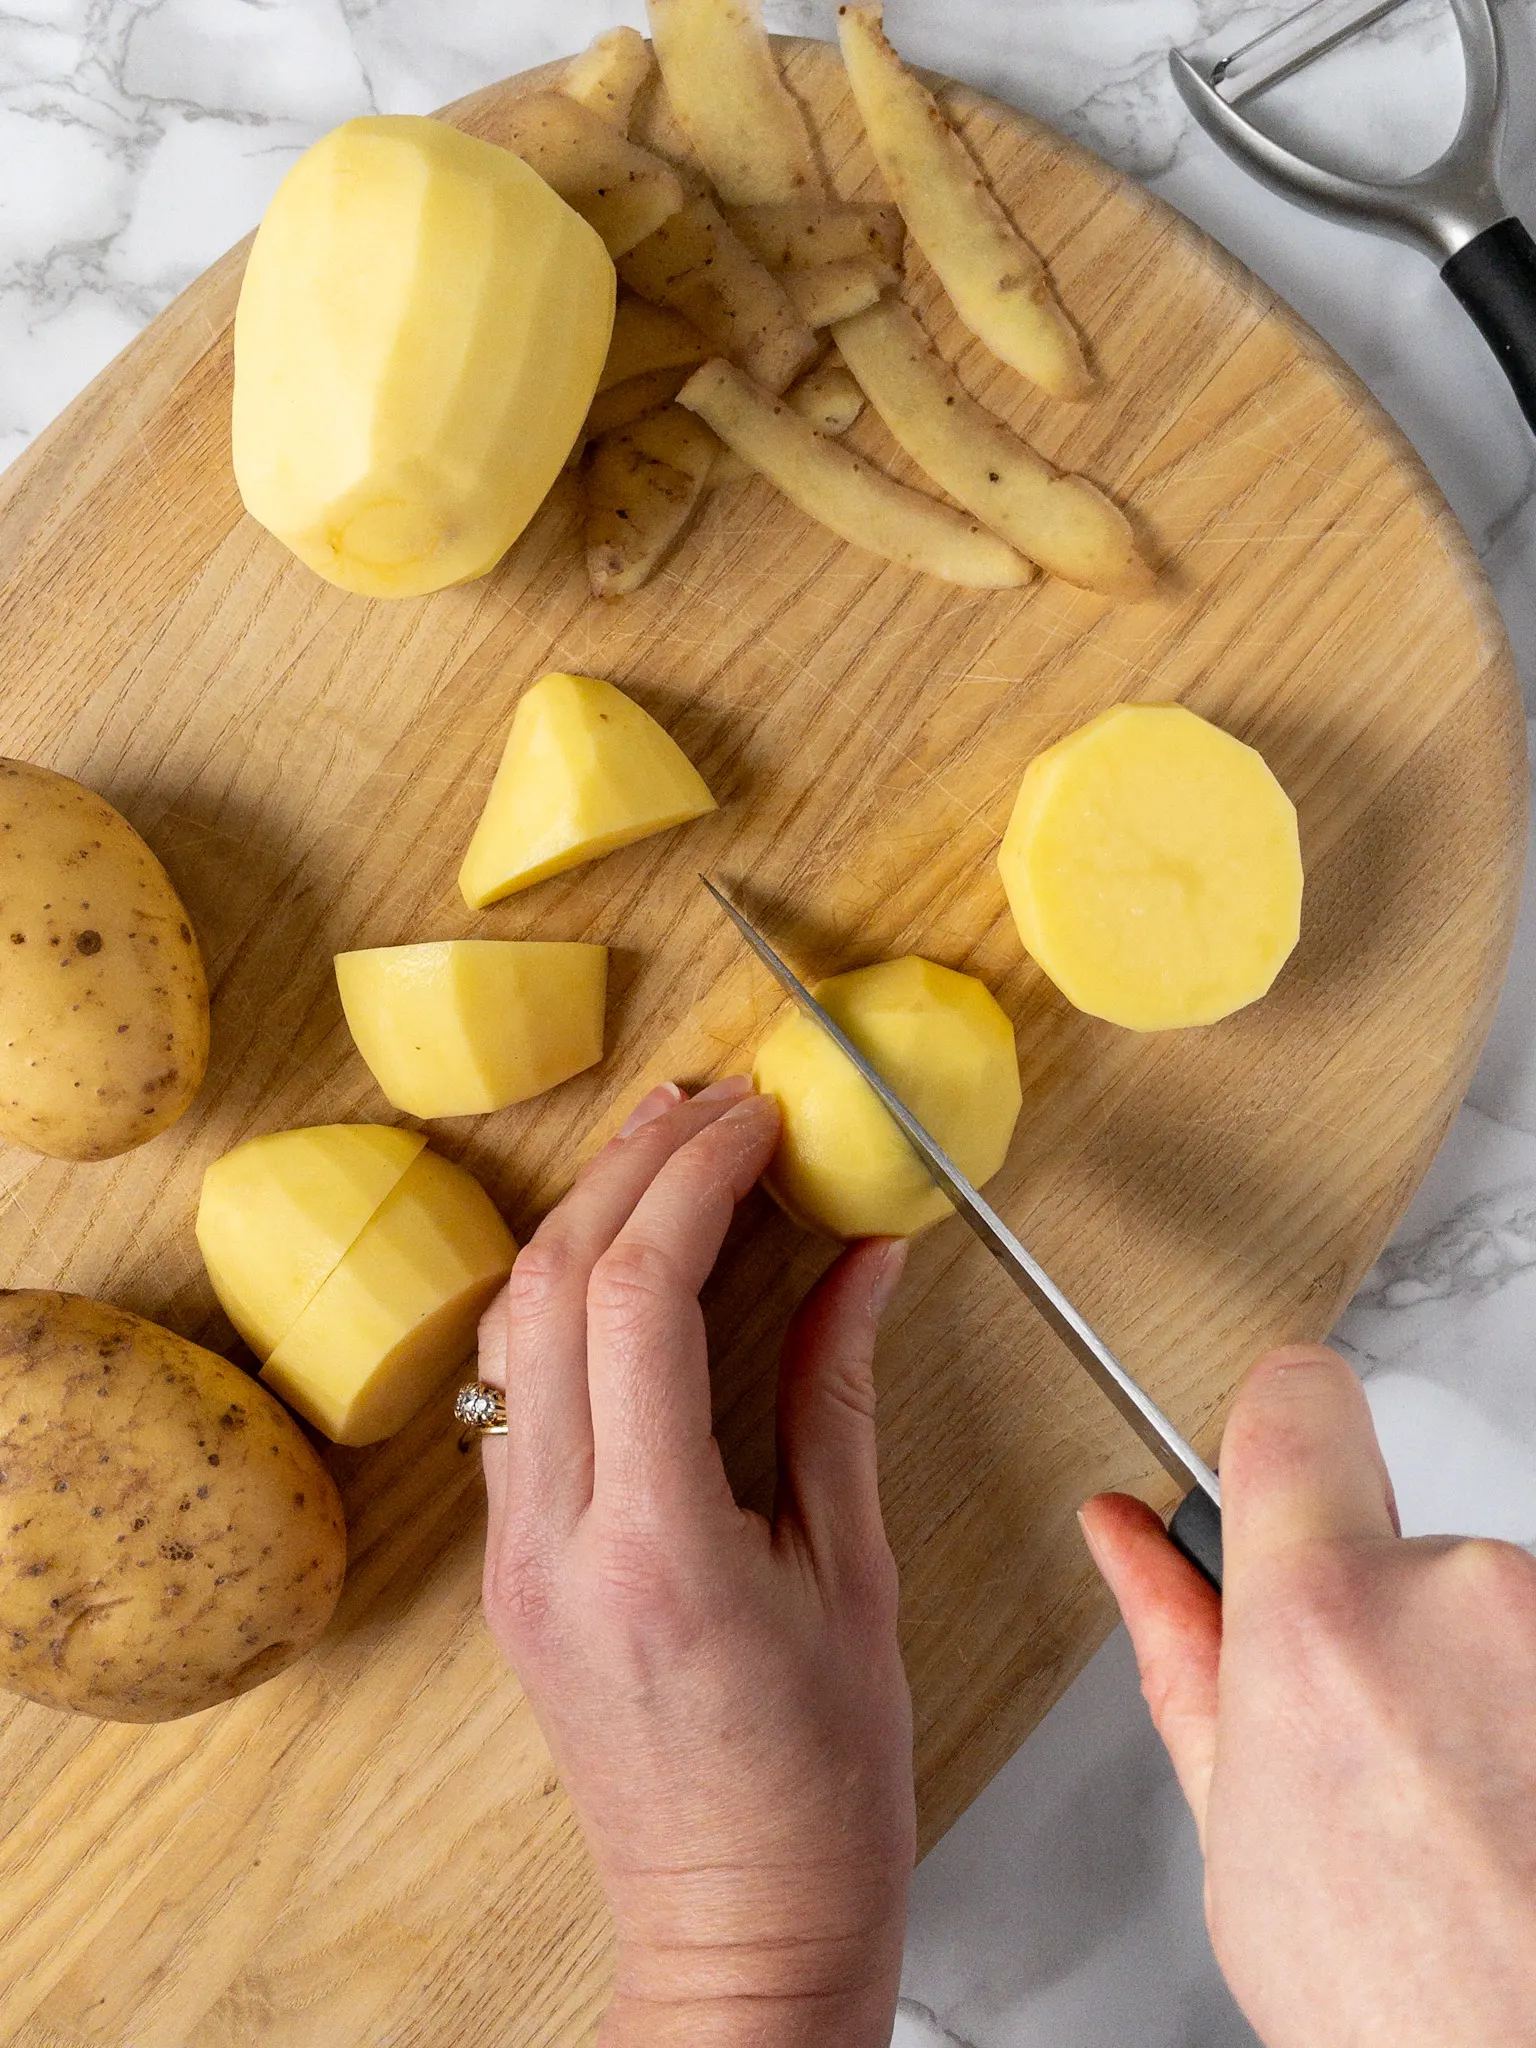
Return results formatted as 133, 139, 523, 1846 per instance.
703, 877, 1225, 1591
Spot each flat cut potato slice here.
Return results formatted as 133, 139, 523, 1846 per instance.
728, 198, 904, 270
780, 259, 893, 328
497, 91, 684, 257
618, 194, 818, 393
585, 404, 722, 597
599, 293, 708, 391
678, 357, 1030, 587
709, 354, 865, 486
837, 6, 1093, 400
563, 26, 655, 129
646, 0, 821, 204
834, 298, 1153, 598
584, 365, 693, 439
629, 75, 707, 181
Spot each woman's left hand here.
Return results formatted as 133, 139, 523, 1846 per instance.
476, 1075, 915, 2048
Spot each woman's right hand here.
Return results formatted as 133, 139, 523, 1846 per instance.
1082, 1345, 1536, 2048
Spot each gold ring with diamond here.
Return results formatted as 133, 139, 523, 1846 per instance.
455, 1382, 507, 1437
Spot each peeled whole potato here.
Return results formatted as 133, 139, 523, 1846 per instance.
232, 116, 616, 597
0, 759, 210, 1161
0, 1293, 346, 1723
336, 940, 608, 1118
998, 704, 1303, 1030
753, 956, 1021, 1239
458, 672, 717, 908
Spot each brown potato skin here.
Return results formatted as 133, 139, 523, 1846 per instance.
0, 759, 210, 1160
0, 1293, 346, 1722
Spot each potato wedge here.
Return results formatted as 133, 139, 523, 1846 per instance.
599, 293, 708, 392
498, 91, 684, 257
709, 354, 865, 484
584, 365, 693, 441
646, 0, 820, 204
780, 259, 893, 328
562, 26, 655, 129
619, 194, 818, 393
727, 198, 904, 271
585, 403, 722, 597
837, 6, 1093, 400
678, 357, 1030, 586
834, 298, 1153, 597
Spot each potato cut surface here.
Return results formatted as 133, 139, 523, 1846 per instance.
262, 1150, 516, 1446
232, 116, 614, 597
458, 672, 716, 907
753, 956, 1020, 1239
336, 940, 607, 1117
998, 704, 1303, 1030
197, 1124, 427, 1360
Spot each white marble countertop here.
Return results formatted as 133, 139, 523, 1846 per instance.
4, 3, 1534, 2043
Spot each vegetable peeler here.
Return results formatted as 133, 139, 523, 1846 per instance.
702, 877, 1226, 1592
1171, 0, 1536, 431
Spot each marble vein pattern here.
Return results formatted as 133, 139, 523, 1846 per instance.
4, 3, 1536, 2045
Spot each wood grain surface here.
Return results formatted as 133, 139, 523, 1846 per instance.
0, 38, 1525, 2048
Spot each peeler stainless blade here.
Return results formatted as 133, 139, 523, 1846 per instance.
1171, 0, 1536, 431
703, 876, 1224, 1592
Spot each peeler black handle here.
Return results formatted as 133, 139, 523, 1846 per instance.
1443, 218, 1536, 435
1168, 1484, 1223, 1592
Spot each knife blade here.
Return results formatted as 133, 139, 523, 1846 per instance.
703, 877, 1224, 1591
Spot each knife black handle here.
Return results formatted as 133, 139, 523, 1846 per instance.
1168, 1485, 1223, 1592
1443, 218, 1536, 435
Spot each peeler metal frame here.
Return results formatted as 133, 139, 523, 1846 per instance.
1172, 0, 1536, 430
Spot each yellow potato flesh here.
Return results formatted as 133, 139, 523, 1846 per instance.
752, 956, 1021, 1240
335, 940, 608, 1117
998, 704, 1303, 1031
196, 1124, 427, 1360
232, 116, 615, 598
261, 1149, 516, 1447
458, 672, 717, 908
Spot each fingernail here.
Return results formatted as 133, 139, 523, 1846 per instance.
869, 1238, 908, 1320
619, 1081, 685, 1136
1077, 1508, 1108, 1573
694, 1073, 753, 1104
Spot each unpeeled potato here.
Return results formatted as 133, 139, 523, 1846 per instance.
0, 1293, 346, 1722
0, 759, 209, 1161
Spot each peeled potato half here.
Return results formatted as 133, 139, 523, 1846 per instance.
999, 704, 1303, 1031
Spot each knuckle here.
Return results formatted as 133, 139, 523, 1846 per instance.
1438, 1535, 1536, 1613
504, 1232, 578, 1322
483, 1538, 560, 1647
587, 1237, 680, 1325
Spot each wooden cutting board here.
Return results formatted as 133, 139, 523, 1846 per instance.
0, 36, 1524, 2048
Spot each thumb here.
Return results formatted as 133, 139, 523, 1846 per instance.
1220, 1344, 1399, 1569
775, 1237, 907, 1573
1080, 1492, 1222, 1837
